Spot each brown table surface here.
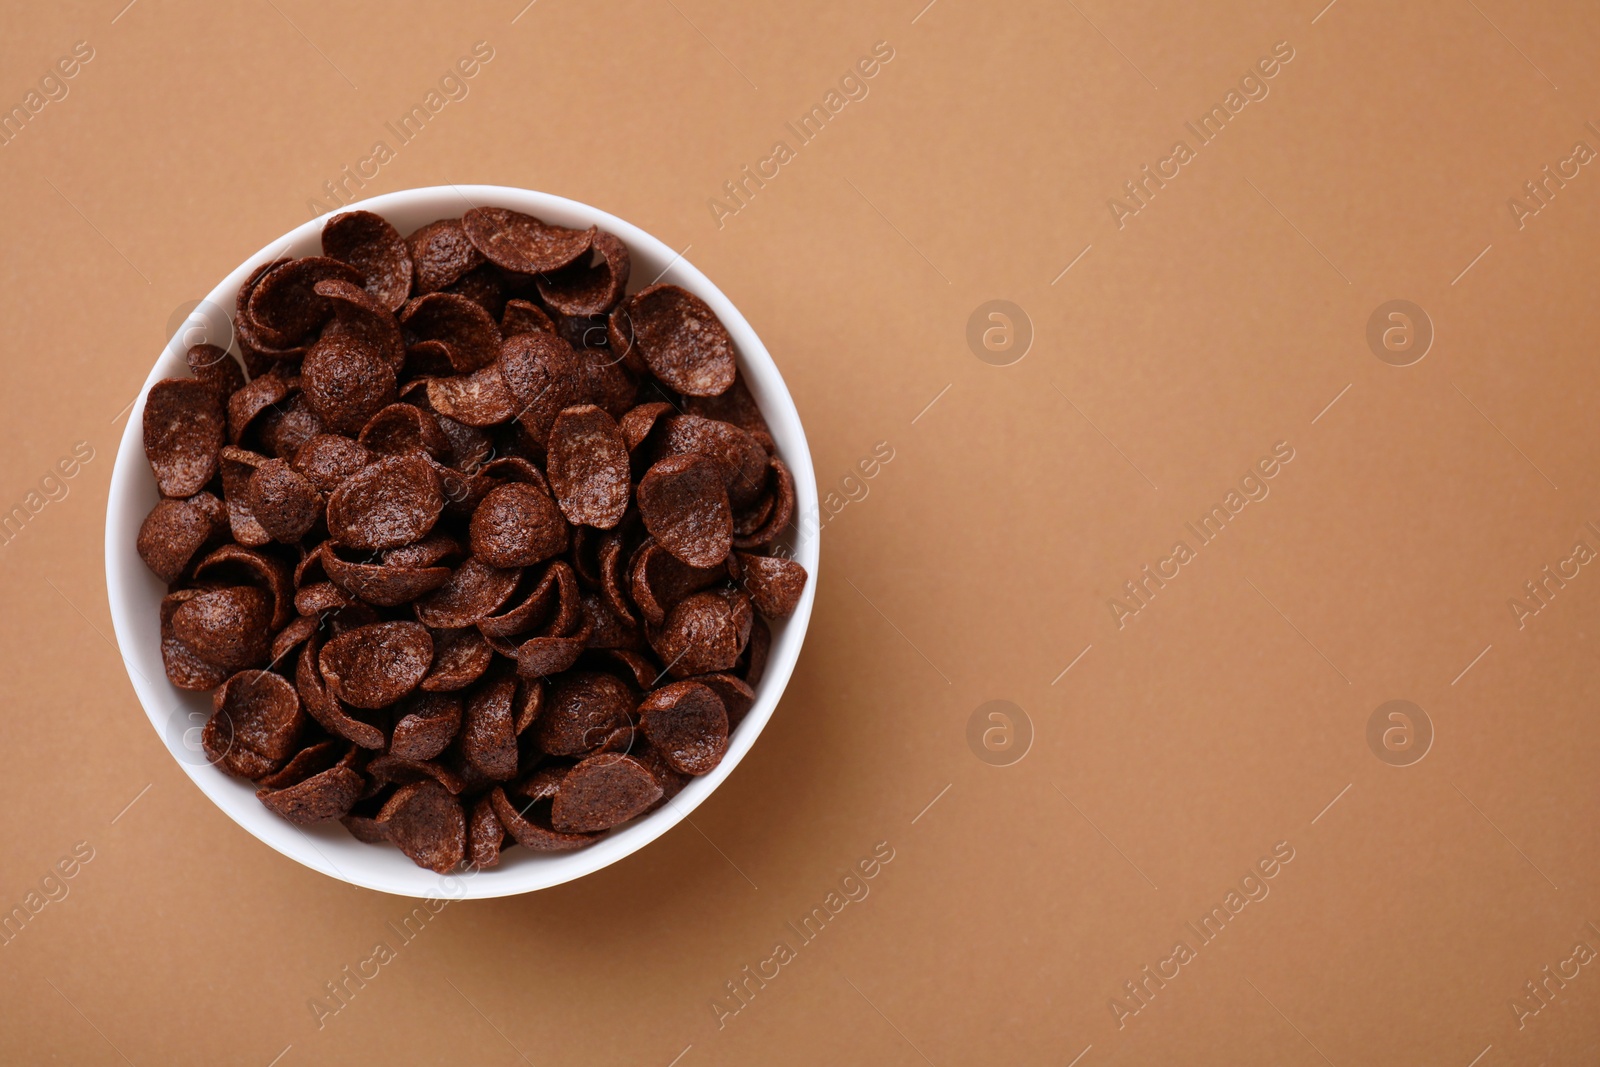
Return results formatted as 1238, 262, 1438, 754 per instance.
3, 1, 1598, 1063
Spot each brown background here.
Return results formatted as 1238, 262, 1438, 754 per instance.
2, 0, 1598, 1063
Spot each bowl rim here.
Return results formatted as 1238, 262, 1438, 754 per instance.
104, 184, 819, 898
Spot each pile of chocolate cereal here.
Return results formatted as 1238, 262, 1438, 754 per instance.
138, 207, 806, 872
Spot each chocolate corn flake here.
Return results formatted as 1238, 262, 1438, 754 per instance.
537, 230, 631, 317
326, 453, 443, 550
434, 413, 492, 473
651, 589, 752, 678
322, 547, 451, 607
736, 552, 807, 618
215, 669, 305, 760
391, 692, 462, 761
407, 218, 483, 294
383, 532, 458, 569
321, 210, 414, 312
246, 257, 365, 348
550, 753, 662, 833
743, 616, 771, 687
619, 401, 675, 453
295, 632, 386, 750
683, 372, 770, 437
590, 653, 647, 697
315, 278, 408, 373
462, 207, 593, 274
470, 482, 568, 568
379, 780, 466, 873
514, 635, 586, 679
547, 405, 630, 529
414, 557, 520, 629
605, 302, 646, 376
512, 677, 545, 735
477, 560, 566, 638
270, 613, 320, 664
225, 373, 295, 449
497, 331, 587, 446
218, 446, 271, 547
654, 414, 769, 509
368, 753, 466, 795
736, 456, 796, 550
258, 393, 325, 461
629, 538, 731, 628
294, 580, 350, 616
258, 762, 364, 824
691, 672, 757, 730
514, 762, 568, 803
291, 433, 370, 493
468, 794, 505, 869
234, 259, 294, 358
446, 263, 509, 319
144, 378, 225, 497
420, 627, 494, 692
502, 298, 556, 338
638, 454, 733, 569
172, 586, 273, 672
255, 739, 342, 791
186, 342, 246, 400
192, 543, 295, 629
581, 589, 640, 652
358, 402, 449, 460
460, 673, 519, 781
137, 493, 226, 584
489, 786, 595, 852
401, 292, 503, 374
632, 739, 691, 800
622, 284, 736, 397
300, 330, 398, 436
535, 671, 634, 757
319, 621, 433, 709
638, 680, 728, 775
575, 347, 639, 422
426, 363, 518, 428
204, 669, 305, 779
246, 458, 322, 544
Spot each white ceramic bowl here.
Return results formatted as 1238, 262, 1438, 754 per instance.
105, 185, 818, 898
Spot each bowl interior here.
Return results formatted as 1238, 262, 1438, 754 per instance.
105, 185, 819, 898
